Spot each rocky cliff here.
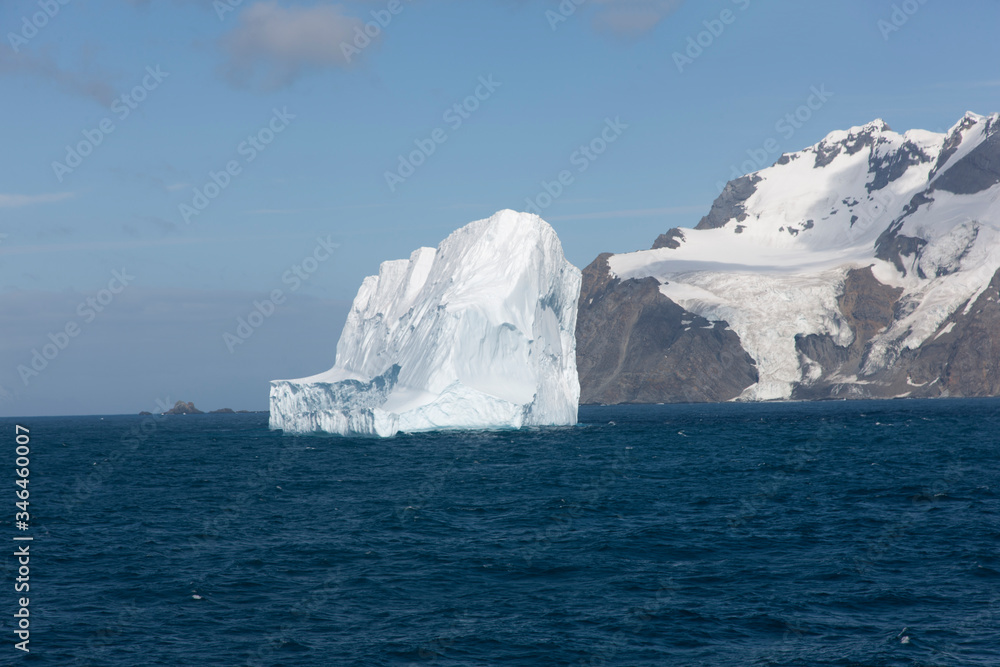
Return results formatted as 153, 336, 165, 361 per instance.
578, 112, 1000, 403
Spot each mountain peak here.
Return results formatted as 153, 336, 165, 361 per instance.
583, 111, 1000, 406
860, 118, 892, 133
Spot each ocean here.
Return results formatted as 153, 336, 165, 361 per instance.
4, 398, 999, 666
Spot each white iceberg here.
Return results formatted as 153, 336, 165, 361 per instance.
269, 209, 582, 436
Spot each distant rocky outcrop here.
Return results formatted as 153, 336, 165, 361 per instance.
140, 404, 252, 415
163, 401, 203, 415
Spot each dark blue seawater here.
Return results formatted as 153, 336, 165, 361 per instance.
3, 399, 999, 666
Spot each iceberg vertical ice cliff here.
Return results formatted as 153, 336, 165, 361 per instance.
269, 210, 582, 436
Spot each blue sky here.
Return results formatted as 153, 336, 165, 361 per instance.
2, 0, 999, 416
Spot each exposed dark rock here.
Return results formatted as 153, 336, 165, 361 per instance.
138, 411, 152, 416
695, 175, 761, 230
931, 117, 1000, 194
928, 113, 979, 181
211, 408, 235, 414
867, 140, 931, 193
886, 268, 1000, 397
651, 228, 685, 250
838, 267, 904, 356
794, 333, 850, 374
814, 122, 885, 169
791, 267, 903, 399
875, 191, 934, 275
163, 401, 203, 415
576, 254, 758, 404
813, 142, 842, 168
879, 233, 927, 277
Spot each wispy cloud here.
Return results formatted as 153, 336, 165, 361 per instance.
0, 192, 75, 208
590, 0, 685, 37
0, 49, 115, 106
219, 1, 366, 90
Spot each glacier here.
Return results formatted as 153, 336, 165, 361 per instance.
269, 209, 582, 437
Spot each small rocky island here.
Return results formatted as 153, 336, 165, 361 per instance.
163, 401, 203, 415
140, 402, 253, 416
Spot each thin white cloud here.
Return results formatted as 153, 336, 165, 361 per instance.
219, 2, 367, 90
0, 192, 75, 208
0, 49, 115, 106
591, 0, 685, 37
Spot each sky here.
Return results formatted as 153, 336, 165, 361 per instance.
1, 0, 999, 416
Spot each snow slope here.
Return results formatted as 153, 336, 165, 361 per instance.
270, 210, 581, 436
607, 112, 1000, 400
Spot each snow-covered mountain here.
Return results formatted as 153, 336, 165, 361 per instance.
270, 210, 581, 436
578, 112, 1000, 403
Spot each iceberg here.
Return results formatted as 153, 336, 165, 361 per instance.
269, 209, 582, 436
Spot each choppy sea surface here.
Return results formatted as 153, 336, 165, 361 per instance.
3, 399, 1000, 666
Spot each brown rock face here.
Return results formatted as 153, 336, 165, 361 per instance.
887, 267, 1000, 397
164, 401, 203, 415
580, 257, 1000, 404
794, 266, 1000, 400
576, 254, 758, 404
792, 267, 903, 399
651, 228, 685, 250
839, 266, 904, 354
